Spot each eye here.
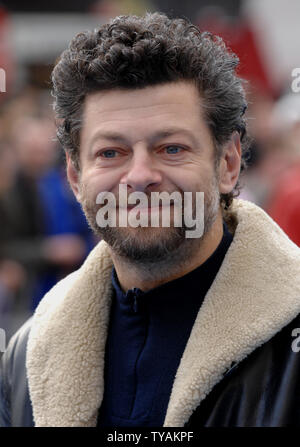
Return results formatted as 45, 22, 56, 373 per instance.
164, 145, 184, 155
99, 149, 118, 158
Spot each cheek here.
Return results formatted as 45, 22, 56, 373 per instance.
167, 157, 215, 190
169, 169, 213, 194
80, 170, 119, 199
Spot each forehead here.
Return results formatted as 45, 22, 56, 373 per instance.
80, 81, 210, 141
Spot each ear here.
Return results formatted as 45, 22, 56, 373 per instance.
65, 151, 81, 202
218, 132, 242, 194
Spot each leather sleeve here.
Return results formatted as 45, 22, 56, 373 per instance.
0, 350, 11, 427
0, 318, 34, 427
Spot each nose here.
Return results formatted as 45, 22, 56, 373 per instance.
120, 147, 162, 192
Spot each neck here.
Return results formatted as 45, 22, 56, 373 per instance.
109, 211, 224, 292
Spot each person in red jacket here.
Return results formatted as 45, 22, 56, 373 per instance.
267, 161, 300, 246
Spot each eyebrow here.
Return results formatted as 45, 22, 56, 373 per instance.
89, 127, 198, 148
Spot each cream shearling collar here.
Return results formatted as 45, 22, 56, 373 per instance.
26, 199, 300, 426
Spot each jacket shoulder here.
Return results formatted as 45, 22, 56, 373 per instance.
0, 318, 33, 426
186, 311, 300, 427
0, 268, 81, 427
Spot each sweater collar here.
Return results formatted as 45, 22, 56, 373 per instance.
111, 223, 233, 315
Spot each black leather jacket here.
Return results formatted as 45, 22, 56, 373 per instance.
1, 313, 300, 427
0, 318, 33, 427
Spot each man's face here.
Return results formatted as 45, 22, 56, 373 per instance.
68, 81, 229, 264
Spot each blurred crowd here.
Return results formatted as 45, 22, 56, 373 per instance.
0, 88, 96, 340
240, 85, 300, 245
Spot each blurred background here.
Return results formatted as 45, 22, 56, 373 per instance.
0, 0, 300, 345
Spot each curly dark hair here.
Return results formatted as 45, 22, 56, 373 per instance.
51, 12, 249, 211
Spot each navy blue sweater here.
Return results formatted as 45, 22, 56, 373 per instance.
98, 224, 233, 427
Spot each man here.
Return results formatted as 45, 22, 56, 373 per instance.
1, 12, 300, 427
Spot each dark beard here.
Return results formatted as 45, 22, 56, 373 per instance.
80, 183, 220, 268
95, 224, 187, 263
